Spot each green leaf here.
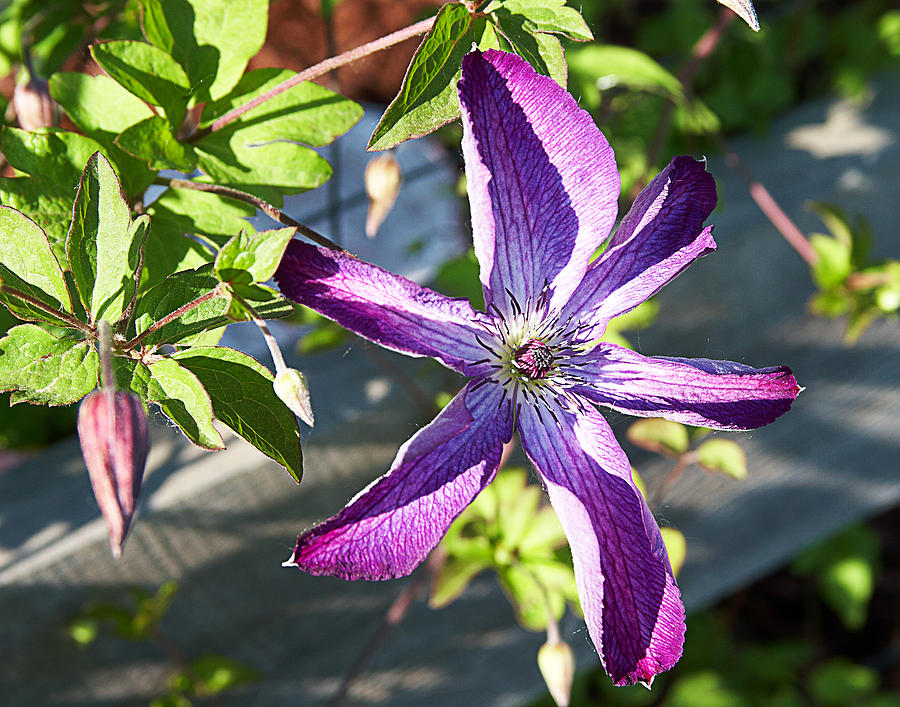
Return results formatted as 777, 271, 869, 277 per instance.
173, 346, 302, 480
487, 0, 593, 40
367, 3, 477, 151
147, 358, 225, 450
91, 40, 191, 125
48, 72, 156, 197
807, 658, 878, 706
430, 555, 490, 608
518, 507, 567, 556
147, 186, 256, 249
0, 206, 73, 325
499, 563, 566, 631
190, 654, 259, 694
116, 116, 198, 172
567, 44, 684, 107
491, 470, 542, 550
810, 233, 853, 289
227, 283, 294, 322
131, 266, 231, 346
626, 418, 690, 456
137, 224, 215, 293
0, 128, 108, 253
660, 526, 687, 577
140, 0, 268, 102
65, 153, 143, 324
0, 324, 98, 405
716, 0, 759, 31
792, 524, 880, 631
215, 228, 296, 284
195, 69, 361, 203
493, 12, 567, 86
695, 438, 748, 479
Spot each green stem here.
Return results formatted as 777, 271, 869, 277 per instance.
125, 285, 225, 350
189, 16, 436, 141
155, 177, 346, 253
0, 285, 94, 335
230, 288, 287, 373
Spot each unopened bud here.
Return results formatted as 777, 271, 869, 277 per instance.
364, 153, 401, 238
538, 640, 575, 707
77, 390, 149, 558
12, 75, 55, 132
274, 368, 314, 427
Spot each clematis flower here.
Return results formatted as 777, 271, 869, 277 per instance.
274, 49, 799, 686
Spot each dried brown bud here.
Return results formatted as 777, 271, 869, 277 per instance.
12, 75, 56, 132
364, 153, 402, 238
77, 390, 149, 558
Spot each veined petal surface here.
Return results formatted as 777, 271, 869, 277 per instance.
563, 157, 717, 341
275, 240, 490, 374
519, 402, 684, 686
573, 343, 800, 430
285, 382, 512, 580
458, 49, 619, 317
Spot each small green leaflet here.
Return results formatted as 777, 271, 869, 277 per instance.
487, 0, 593, 40
0, 206, 73, 326
140, 0, 268, 102
368, 3, 487, 151
173, 346, 303, 481
0, 324, 98, 405
116, 116, 199, 172
696, 438, 748, 480
91, 40, 191, 126
66, 152, 147, 324
215, 228, 296, 284
146, 185, 257, 250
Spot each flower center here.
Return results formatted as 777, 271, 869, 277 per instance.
514, 339, 554, 380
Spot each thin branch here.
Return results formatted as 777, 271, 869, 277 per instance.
190, 17, 436, 141
124, 285, 225, 350
230, 288, 287, 373
329, 554, 441, 707
0, 286, 95, 335
640, 8, 735, 193
156, 177, 345, 253
716, 136, 819, 267
653, 451, 696, 509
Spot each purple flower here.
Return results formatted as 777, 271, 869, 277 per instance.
275, 49, 799, 686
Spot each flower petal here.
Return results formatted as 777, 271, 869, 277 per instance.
285, 381, 512, 580
571, 343, 800, 430
519, 402, 684, 686
458, 49, 619, 317
275, 240, 490, 374
563, 156, 717, 341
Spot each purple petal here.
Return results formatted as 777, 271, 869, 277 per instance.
571, 343, 801, 430
563, 157, 717, 341
285, 381, 512, 580
275, 240, 489, 374
519, 402, 684, 686
458, 49, 619, 317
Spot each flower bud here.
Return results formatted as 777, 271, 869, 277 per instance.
77, 390, 149, 558
274, 368, 314, 427
538, 639, 575, 707
364, 153, 401, 238
12, 75, 55, 132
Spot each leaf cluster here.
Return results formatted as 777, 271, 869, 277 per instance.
806, 201, 900, 344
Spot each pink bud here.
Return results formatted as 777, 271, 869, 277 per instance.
77, 390, 149, 558
12, 76, 56, 132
